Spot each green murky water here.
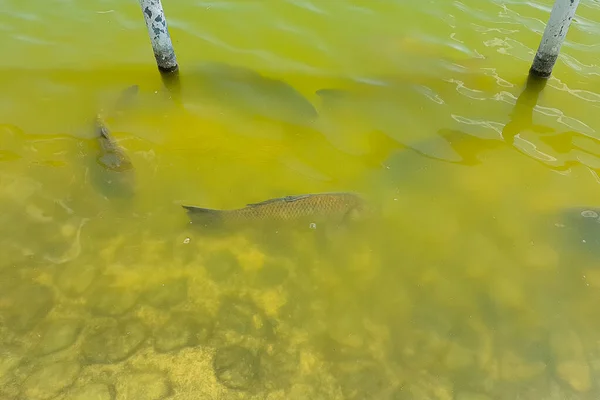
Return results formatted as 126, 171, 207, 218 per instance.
2, 0, 600, 399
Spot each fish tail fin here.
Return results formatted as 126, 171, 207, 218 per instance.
114, 85, 139, 111
182, 205, 224, 227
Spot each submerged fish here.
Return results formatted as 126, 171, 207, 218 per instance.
95, 116, 134, 173
110, 84, 140, 116
88, 85, 139, 198
183, 62, 318, 127
90, 115, 136, 198
182, 192, 369, 229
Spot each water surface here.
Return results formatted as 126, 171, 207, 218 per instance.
1, 0, 600, 399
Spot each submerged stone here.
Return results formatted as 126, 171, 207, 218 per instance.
153, 312, 212, 353
556, 361, 591, 393
260, 344, 299, 391
256, 263, 289, 287
390, 387, 413, 400
549, 329, 591, 392
314, 334, 369, 364
55, 262, 99, 297
213, 345, 260, 391
87, 285, 138, 317
21, 361, 81, 400
64, 383, 113, 400
499, 350, 546, 382
444, 341, 477, 371
455, 392, 493, 400
0, 268, 21, 293
0, 345, 23, 379
204, 250, 240, 282
34, 318, 83, 356
333, 361, 390, 400
81, 319, 147, 364
153, 314, 195, 353
115, 372, 172, 400
396, 374, 454, 400
215, 297, 273, 343
143, 278, 188, 309
0, 283, 54, 333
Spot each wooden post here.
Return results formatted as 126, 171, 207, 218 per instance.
139, 0, 179, 75
529, 0, 580, 78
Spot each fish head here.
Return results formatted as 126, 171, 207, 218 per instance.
345, 207, 367, 223
344, 198, 377, 224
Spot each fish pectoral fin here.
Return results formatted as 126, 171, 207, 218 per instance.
182, 205, 224, 226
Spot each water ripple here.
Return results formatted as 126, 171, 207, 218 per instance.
471, 23, 519, 34
514, 134, 558, 163
451, 114, 505, 137
175, 25, 322, 74
550, 81, 600, 103
194, 1, 252, 11
448, 78, 489, 101
285, 0, 328, 15
559, 54, 600, 77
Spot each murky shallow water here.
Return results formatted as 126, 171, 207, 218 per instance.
2, 0, 600, 399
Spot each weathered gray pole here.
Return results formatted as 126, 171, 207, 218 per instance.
139, 0, 179, 75
529, 0, 580, 78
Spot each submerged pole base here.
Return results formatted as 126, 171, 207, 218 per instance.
529, 53, 558, 79
159, 67, 181, 99
158, 63, 179, 74
156, 56, 179, 92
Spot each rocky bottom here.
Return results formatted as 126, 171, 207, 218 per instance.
1, 192, 599, 400
1, 259, 598, 400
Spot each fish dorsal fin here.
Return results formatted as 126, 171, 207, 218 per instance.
247, 194, 311, 207
283, 194, 311, 202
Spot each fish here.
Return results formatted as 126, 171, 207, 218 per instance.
182, 192, 370, 229
95, 116, 134, 173
110, 84, 140, 116
89, 115, 136, 198
88, 85, 139, 198
183, 62, 318, 127
314, 85, 464, 163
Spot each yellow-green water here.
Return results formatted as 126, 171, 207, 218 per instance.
2, 0, 600, 399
